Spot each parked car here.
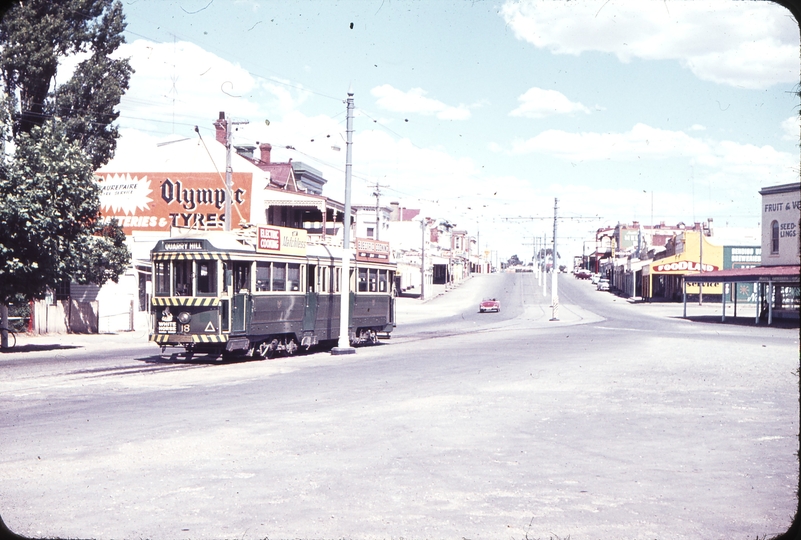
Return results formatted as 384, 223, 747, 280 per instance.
597, 278, 610, 291
479, 298, 501, 313
591, 273, 601, 285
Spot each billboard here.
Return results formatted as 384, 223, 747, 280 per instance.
96, 172, 253, 234
355, 238, 391, 262
256, 226, 308, 256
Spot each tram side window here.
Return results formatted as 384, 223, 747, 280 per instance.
256, 262, 271, 291
273, 263, 286, 291
155, 261, 170, 296
288, 263, 301, 291
234, 262, 251, 292
358, 268, 368, 292
334, 268, 341, 293
174, 260, 192, 296
378, 269, 388, 292
369, 269, 378, 292
196, 261, 217, 295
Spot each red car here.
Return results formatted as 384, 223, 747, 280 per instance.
479, 298, 500, 313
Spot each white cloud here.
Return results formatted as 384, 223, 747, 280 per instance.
781, 115, 800, 141
117, 40, 272, 133
689, 124, 706, 131
508, 123, 708, 161
510, 88, 591, 119
500, 0, 798, 89
371, 84, 471, 120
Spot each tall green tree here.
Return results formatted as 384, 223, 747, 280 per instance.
0, 0, 132, 306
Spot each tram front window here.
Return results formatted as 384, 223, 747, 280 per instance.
155, 261, 170, 296
197, 261, 217, 295
174, 260, 192, 296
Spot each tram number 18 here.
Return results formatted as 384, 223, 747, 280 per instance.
181, 323, 191, 334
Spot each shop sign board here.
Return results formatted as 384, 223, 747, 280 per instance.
653, 261, 719, 273
724, 246, 761, 268
96, 172, 253, 234
256, 225, 308, 256
355, 238, 391, 262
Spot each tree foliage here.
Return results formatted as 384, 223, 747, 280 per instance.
0, 0, 132, 303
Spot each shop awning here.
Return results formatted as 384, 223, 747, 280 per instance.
683, 265, 799, 285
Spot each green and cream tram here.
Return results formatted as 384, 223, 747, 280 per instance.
150, 226, 396, 358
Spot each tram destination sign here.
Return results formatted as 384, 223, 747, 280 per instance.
356, 238, 390, 262
163, 240, 204, 252
256, 226, 308, 256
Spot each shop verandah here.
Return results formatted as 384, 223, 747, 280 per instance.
682, 265, 800, 325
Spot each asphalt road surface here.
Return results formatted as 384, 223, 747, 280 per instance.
1, 272, 798, 539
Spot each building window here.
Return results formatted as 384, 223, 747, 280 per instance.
367, 227, 374, 238
771, 220, 779, 254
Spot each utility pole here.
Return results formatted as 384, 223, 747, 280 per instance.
541, 232, 547, 296
371, 182, 389, 241
550, 198, 559, 321
420, 218, 428, 300
221, 111, 249, 231
332, 90, 356, 355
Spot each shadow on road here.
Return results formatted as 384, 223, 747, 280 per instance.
669, 314, 800, 329
1, 344, 81, 354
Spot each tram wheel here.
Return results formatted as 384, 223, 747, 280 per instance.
258, 339, 278, 359
285, 338, 298, 356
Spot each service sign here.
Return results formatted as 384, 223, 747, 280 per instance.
355, 238, 391, 262
96, 172, 253, 234
256, 226, 308, 256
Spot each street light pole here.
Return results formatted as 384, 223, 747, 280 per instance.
332, 90, 356, 355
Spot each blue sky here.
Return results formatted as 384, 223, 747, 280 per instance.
107, 0, 799, 260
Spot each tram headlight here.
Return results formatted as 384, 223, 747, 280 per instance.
177, 311, 192, 324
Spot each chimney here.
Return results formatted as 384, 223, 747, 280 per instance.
390, 201, 399, 221
259, 142, 272, 164
214, 111, 227, 145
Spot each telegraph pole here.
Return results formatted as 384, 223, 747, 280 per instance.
221, 112, 249, 231
332, 91, 356, 355
550, 198, 559, 321
371, 182, 389, 241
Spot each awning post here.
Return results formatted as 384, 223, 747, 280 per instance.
682, 278, 687, 318
768, 281, 774, 325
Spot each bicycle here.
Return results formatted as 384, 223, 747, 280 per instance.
0, 326, 16, 349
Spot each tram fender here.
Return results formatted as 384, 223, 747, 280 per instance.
226, 337, 250, 352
